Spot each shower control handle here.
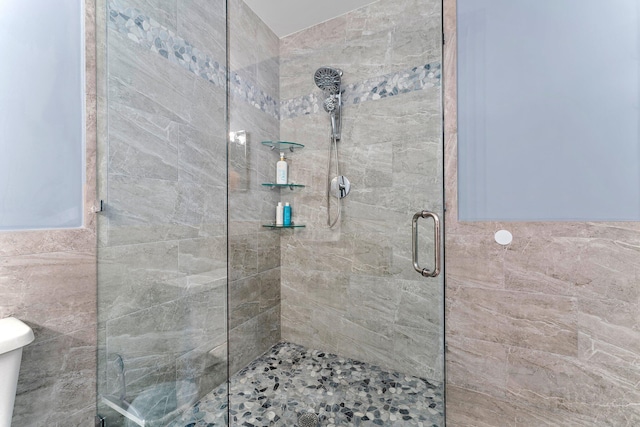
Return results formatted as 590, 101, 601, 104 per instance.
412, 210, 441, 278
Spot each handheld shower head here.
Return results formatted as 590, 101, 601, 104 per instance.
314, 66, 342, 94
323, 96, 336, 113
314, 66, 343, 141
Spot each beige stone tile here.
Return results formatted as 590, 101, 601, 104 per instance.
506, 346, 640, 417
446, 234, 506, 288
176, 0, 225, 61
393, 324, 443, 381
447, 385, 600, 427
13, 328, 96, 426
447, 286, 578, 356
445, 386, 517, 427
446, 336, 507, 397
0, 251, 96, 341
229, 275, 260, 330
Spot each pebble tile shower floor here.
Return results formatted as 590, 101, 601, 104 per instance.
170, 342, 444, 427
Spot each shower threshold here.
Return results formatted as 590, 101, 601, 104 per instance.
169, 342, 444, 426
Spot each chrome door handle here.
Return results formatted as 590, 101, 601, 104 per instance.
412, 210, 441, 277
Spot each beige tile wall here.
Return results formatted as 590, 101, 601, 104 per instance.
444, 0, 640, 424
0, 1, 98, 425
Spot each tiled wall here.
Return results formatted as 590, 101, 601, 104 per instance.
279, 0, 444, 382
98, 0, 228, 422
444, 0, 640, 424
0, 1, 98, 425
227, 0, 282, 375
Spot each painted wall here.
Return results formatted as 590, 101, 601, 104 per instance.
279, 0, 444, 382
0, 1, 98, 425
444, 0, 640, 424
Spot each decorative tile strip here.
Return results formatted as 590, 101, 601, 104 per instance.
281, 62, 442, 120
229, 71, 280, 119
108, 1, 280, 119
109, 1, 226, 88
108, 1, 440, 122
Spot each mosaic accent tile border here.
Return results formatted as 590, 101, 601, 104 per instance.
109, 1, 441, 122
108, 1, 280, 119
280, 62, 442, 120
109, 1, 226, 88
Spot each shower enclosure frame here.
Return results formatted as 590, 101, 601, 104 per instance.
96, 0, 446, 424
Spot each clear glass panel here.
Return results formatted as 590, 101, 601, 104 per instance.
96, 0, 228, 425
227, 0, 445, 425
458, 0, 640, 221
0, 0, 84, 230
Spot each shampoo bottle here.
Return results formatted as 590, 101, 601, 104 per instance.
276, 202, 284, 226
276, 152, 288, 184
283, 202, 292, 226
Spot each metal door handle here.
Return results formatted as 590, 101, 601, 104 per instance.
412, 210, 441, 277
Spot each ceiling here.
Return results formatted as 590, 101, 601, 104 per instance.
242, 0, 379, 38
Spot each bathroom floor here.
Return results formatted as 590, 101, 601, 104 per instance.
169, 342, 444, 427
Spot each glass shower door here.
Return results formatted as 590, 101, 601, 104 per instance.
226, 0, 445, 425
96, 0, 229, 425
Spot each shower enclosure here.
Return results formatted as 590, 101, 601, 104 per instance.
96, 0, 444, 425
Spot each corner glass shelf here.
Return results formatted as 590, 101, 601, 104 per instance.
262, 223, 306, 229
261, 141, 304, 152
262, 183, 306, 190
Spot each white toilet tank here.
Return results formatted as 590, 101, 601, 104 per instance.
0, 317, 35, 427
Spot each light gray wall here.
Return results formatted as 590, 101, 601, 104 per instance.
279, 0, 444, 381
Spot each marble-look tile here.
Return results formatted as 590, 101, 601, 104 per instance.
259, 267, 281, 311
448, 285, 578, 357
229, 275, 260, 330
445, 386, 598, 427
178, 125, 225, 187
506, 346, 640, 423
176, 0, 225, 62
108, 29, 195, 125
113, 0, 178, 31
13, 328, 96, 426
0, 251, 96, 342
393, 323, 443, 381
98, 241, 182, 321
228, 233, 258, 282
446, 234, 506, 288
228, 314, 260, 374
396, 278, 443, 330
178, 236, 226, 275
108, 104, 179, 180
281, 268, 349, 313
345, 275, 402, 337
335, 317, 395, 369
257, 305, 281, 352
106, 176, 202, 246
105, 285, 226, 397
446, 336, 508, 398
175, 338, 227, 405
505, 237, 640, 303
0, 228, 96, 258
256, 230, 280, 272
